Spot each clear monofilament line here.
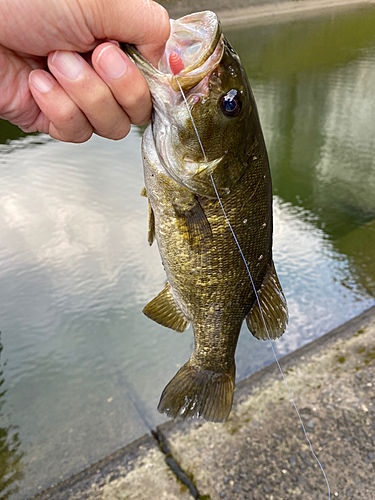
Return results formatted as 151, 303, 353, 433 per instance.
175, 76, 331, 499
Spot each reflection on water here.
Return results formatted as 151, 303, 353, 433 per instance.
0, 5, 375, 499
0, 338, 24, 499
227, 4, 375, 295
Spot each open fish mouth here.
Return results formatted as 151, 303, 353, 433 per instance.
124, 11, 223, 90
123, 11, 231, 197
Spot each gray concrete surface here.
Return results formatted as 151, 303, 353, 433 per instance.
160, 306, 375, 499
34, 305, 375, 499
33, 433, 192, 500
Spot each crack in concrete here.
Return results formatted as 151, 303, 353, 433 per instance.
151, 429, 201, 499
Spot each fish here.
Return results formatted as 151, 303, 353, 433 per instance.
124, 10, 288, 422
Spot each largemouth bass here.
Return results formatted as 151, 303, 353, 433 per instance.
124, 11, 288, 422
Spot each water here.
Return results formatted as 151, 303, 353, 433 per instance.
1, 5, 375, 498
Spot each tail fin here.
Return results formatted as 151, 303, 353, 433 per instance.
157, 361, 235, 422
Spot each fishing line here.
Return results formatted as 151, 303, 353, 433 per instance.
175, 76, 331, 499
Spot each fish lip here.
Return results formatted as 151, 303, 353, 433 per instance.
122, 11, 222, 89
121, 43, 161, 77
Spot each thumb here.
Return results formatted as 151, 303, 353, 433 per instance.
82, 0, 170, 66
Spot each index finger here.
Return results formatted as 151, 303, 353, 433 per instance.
82, 0, 170, 66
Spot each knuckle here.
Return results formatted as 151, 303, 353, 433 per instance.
158, 6, 171, 40
124, 84, 149, 110
55, 100, 77, 124
21, 113, 50, 135
72, 130, 93, 143
99, 121, 131, 141
132, 112, 151, 127
50, 122, 93, 143
150, 2, 170, 43
112, 122, 131, 140
83, 86, 111, 111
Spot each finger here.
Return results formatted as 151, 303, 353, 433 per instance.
28, 69, 94, 142
82, 0, 170, 66
92, 42, 151, 126
0, 45, 40, 127
47, 50, 132, 139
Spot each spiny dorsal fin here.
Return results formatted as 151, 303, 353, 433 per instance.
246, 262, 288, 340
143, 283, 189, 333
147, 201, 155, 246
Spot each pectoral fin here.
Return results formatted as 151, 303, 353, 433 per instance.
147, 201, 155, 246
173, 196, 212, 249
184, 201, 212, 247
143, 283, 189, 333
246, 262, 288, 340
140, 187, 155, 245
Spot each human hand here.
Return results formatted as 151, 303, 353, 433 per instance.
0, 0, 170, 142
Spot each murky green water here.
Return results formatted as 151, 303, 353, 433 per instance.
1, 5, 375, 498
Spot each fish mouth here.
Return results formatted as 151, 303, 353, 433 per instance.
124, 11, 227, 198
123, 11, 223, 91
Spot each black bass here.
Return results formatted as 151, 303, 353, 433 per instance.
124, 11, 288, 422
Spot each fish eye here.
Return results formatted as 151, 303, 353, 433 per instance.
219, 89, 242, 118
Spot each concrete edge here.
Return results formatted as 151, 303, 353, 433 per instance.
33, 305, 375, 498
31, 434, 157, 500
234, 303, 375, 401
156, 304, 375, 435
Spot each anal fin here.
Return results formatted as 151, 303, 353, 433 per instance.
246, 262, 288, 340
143, 283, 189, 333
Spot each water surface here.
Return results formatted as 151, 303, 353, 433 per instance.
1, 5, 375, 498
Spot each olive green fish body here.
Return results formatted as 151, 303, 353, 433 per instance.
125, 11, 288, 421
142, 120, 281, 421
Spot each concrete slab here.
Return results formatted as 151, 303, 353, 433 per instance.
33, 434, 192, 500
34, 306, 375, 500
159, 305, 375, 499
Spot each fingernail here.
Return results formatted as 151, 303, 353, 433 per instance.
104, 39, 120, 46
30, 71, 54, 93
51, 51, 83, 80
96, 45, 128, 79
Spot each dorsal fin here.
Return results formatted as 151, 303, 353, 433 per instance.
143, 283, 189, 333
140, 186, 147, 197
246, 262, 288, 340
